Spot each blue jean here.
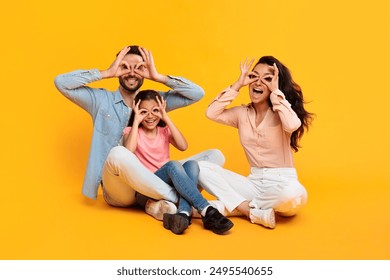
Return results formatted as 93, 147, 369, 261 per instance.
155, 160, 209, 214
102, 147, 224, 206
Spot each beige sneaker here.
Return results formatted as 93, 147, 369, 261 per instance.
249, 208, 276, 229
145, 200, 177, 221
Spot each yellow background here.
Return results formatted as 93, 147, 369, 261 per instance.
1, 0, 389, 259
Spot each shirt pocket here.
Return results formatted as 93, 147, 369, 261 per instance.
95, 109, 114, 135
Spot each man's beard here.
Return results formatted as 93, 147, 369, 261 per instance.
119, 76, 144, 92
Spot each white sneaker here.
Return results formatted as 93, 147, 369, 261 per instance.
145, 200, 177, 221
249, 208, 276, 229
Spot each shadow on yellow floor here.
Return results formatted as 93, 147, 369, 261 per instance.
1, 176, 389, 260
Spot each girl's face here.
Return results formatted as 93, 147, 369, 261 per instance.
248, 63, 274, 104
138, 99, 161, 131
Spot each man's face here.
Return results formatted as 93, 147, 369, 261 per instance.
119, 54, 144, 92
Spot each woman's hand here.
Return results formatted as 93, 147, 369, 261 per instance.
231, 58, 259, 91
261, 63, 279, 92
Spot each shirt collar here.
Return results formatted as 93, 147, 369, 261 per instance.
113, 88, 126, 105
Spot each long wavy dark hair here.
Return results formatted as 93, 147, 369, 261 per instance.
256, 56, 314, 152
128, 90, 166, 127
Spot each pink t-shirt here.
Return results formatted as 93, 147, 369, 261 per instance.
123, 126, 171, 173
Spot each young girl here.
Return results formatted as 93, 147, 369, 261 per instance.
198, 57, 314, 229
123, 90, 234, 234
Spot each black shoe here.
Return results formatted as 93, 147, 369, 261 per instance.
163, 213, 190, 235
202, 206, 234, 234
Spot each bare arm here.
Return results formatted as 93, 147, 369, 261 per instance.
165, 115, 188, 151
123, 100, 147, 152
155, 98, 188, 151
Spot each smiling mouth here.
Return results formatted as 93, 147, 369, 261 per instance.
253, 88, 263, 94
126, 77, 138, 84
144, 119, 156, 125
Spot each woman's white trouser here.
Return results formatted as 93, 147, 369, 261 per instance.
198, 161, 307, 216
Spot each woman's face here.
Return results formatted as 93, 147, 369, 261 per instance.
138, 99, 161, 131
248, 63, 274, 104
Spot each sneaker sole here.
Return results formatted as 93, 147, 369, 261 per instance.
212, 220, 234, 234
268, 209, 276, 229
249, 208, 276, 229
163, 213, 189, 235
204, 219, 234, 234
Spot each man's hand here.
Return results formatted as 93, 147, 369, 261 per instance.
100, 46, 132, 79
134, 47, 168, 84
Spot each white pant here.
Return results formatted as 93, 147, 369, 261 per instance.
101, 146, 225, 207
198, 161, 308, 216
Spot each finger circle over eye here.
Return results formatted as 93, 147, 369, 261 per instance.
136, 62, 145, 69
120, 61, 130, 69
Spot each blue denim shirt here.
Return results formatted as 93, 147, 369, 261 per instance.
54, 69, 204, 199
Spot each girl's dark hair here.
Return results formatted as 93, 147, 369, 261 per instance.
256, 56, 314, 152
128, 90, 166, 127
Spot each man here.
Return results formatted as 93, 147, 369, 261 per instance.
54, 45, 225, 219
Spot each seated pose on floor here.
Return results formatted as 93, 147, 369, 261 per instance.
54, 45, 225, 219
123, 90, 234, 235
198, 56, 314, 229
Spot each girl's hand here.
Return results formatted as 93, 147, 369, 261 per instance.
261, 63, 279, 92
153, 96, 168, 121
232, 58, 259, 91
132, 99, 147, 126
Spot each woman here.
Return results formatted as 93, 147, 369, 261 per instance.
198, 56, 314, 229
123, 90, 234, 234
